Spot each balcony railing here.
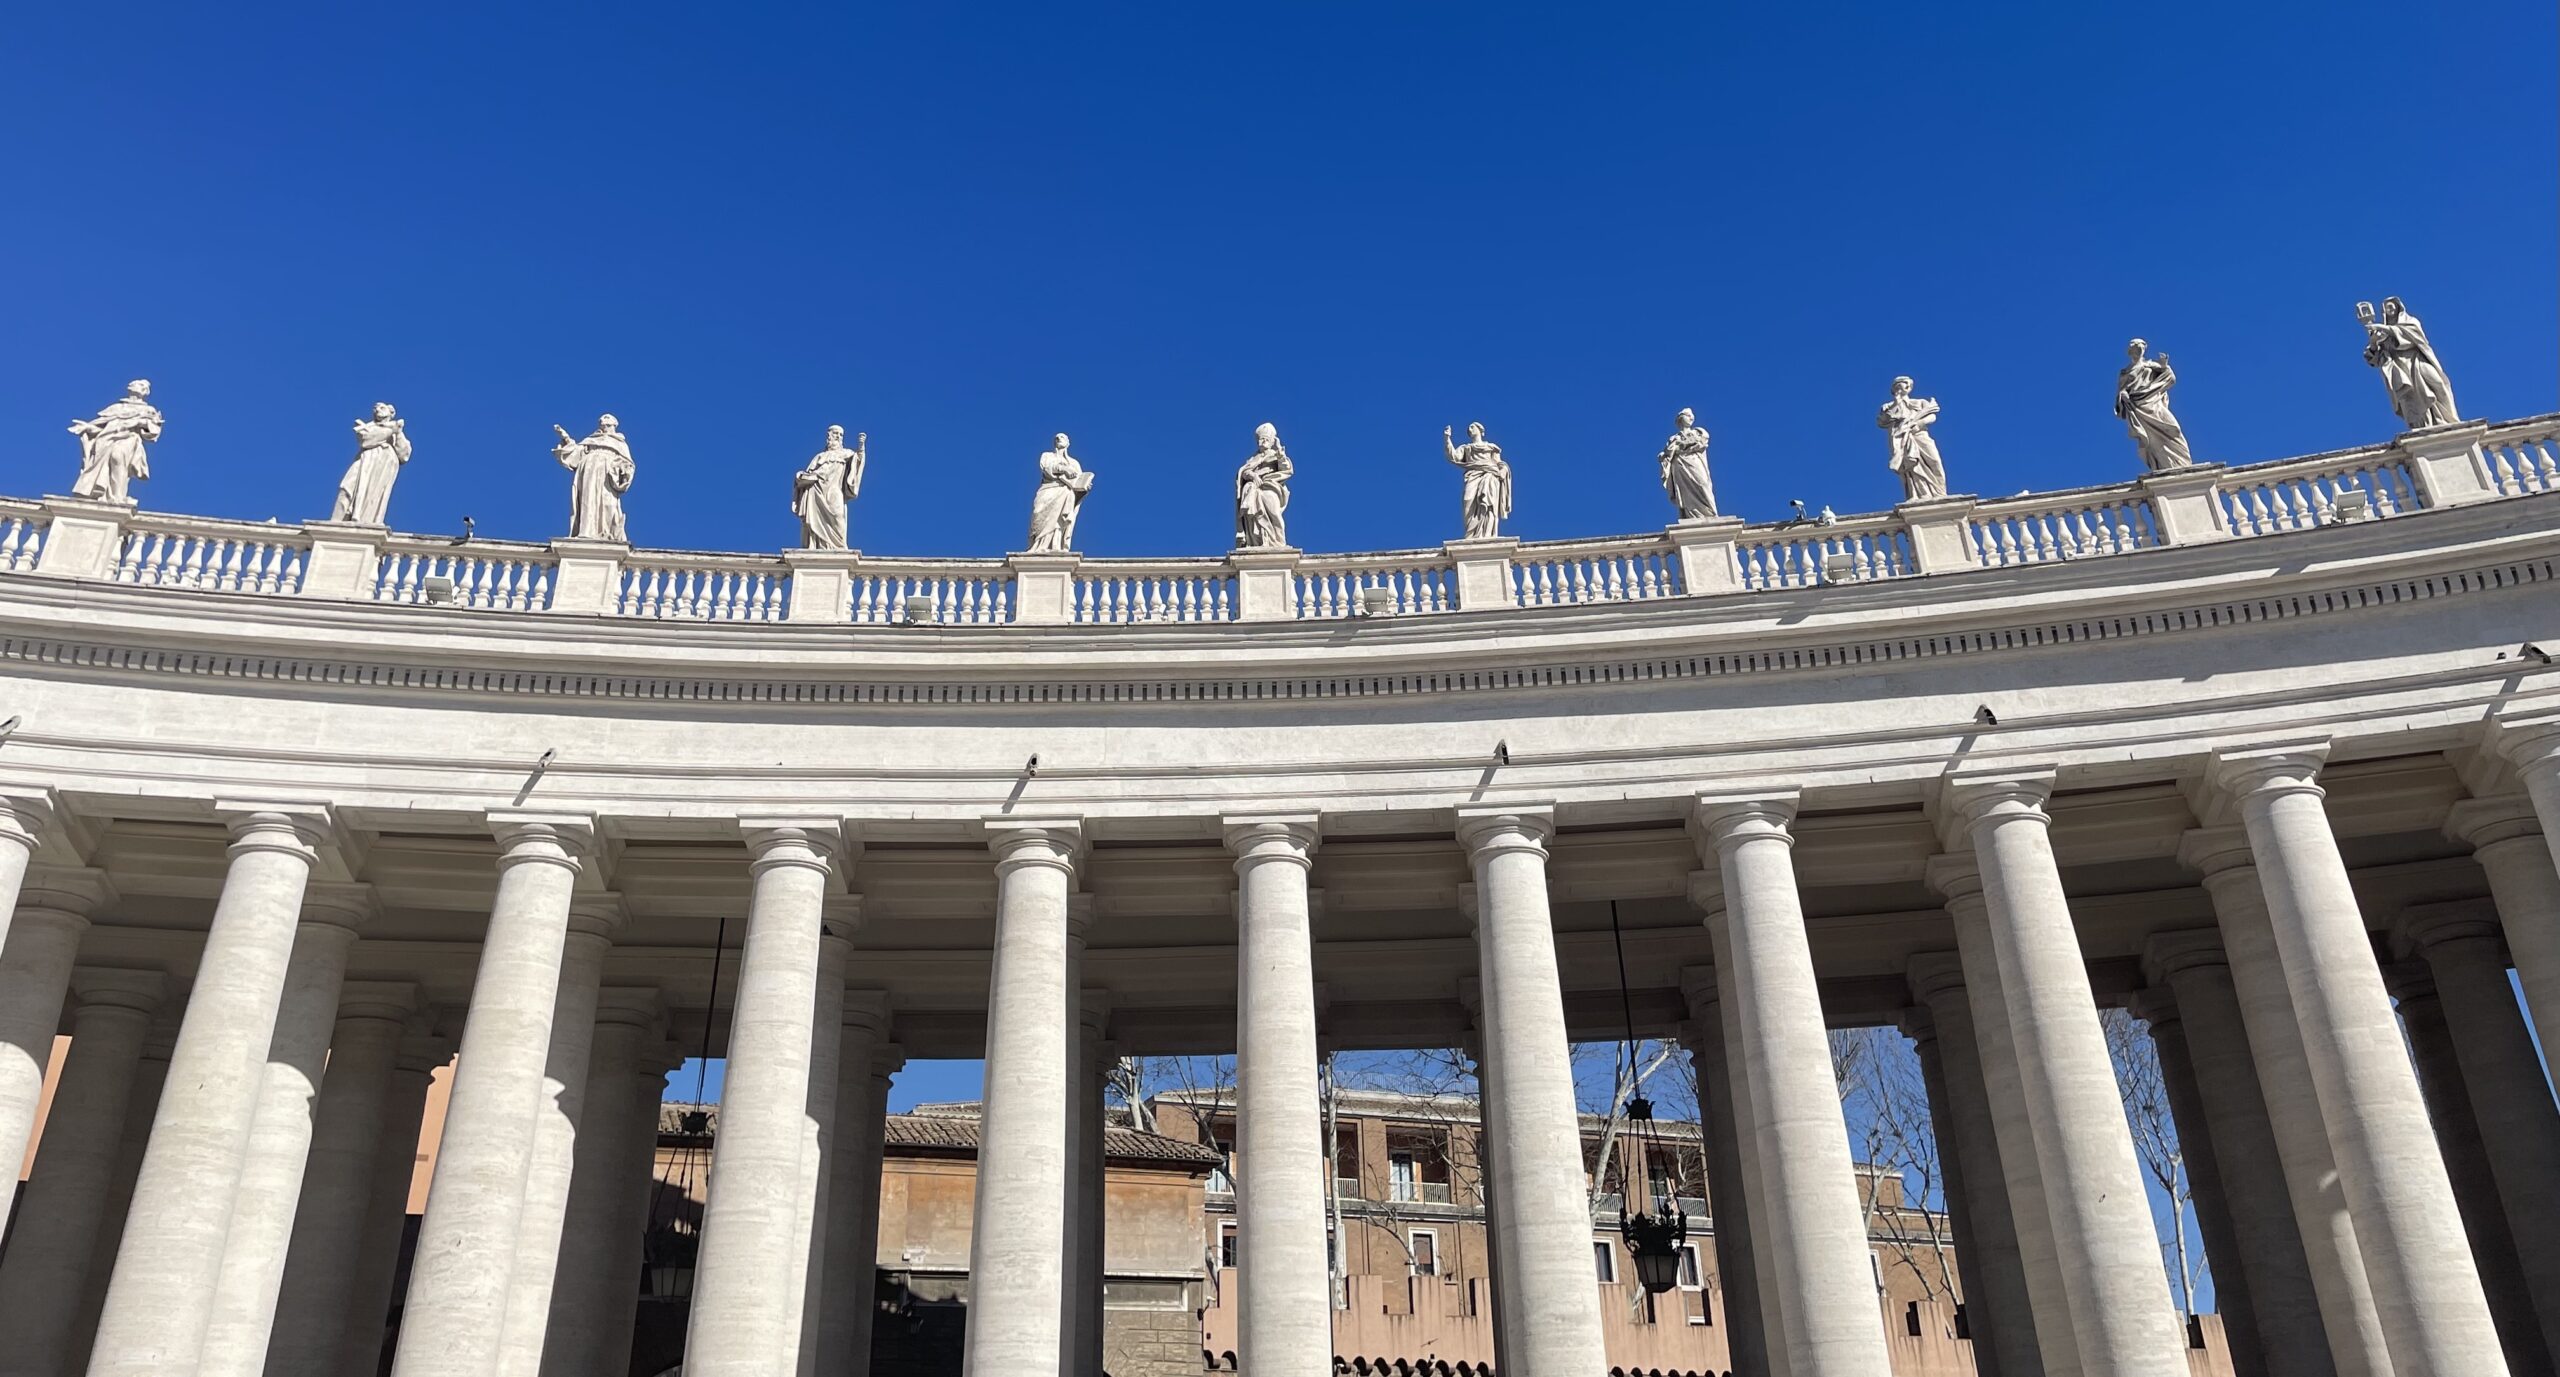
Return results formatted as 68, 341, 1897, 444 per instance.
8, 413, 2549, 626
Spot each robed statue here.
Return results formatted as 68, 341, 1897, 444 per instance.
1444, 421, 1511, 539
68, 379, 163, 504
2359, 297, 2459, 430
1658, 407, 1717, 519
1879, 377, 1948, 502
794, 425, 867, 550
1027, 433, 1094, 552
552, 414, 635, 542
331, 402, 413, 525
1235, 422, 1293, 548
2114, 341, 2193, 472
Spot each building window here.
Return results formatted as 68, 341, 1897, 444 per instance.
1391, 1152, 1418, 1201
1219, 1223, 1238, 1269
1593, 1238, 1618, 1284
1679, 1243, 1703, 1290
1409, 1229, 1439, 1277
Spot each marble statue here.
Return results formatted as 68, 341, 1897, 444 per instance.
68, 380, 163, 504
2114, 341, 2193, 472
1658, 407, 1717, 519
1235, 423, 1293, 549
1878, 377, 1948, 502
1027, 433, 1094, 552
330, 402, 413, 525
793, 425, 867, 550
1444, 422, 1511, 539
552, 415, 635, 542
2359, 297, 2459, 430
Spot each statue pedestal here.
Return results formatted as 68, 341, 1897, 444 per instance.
2392, 419, 2494, 509
781, 549, 864, 623
2137, 466, 2230, 547
548, 538, 630, 615
1006, 551, 1083, 625
34, 494, 138, 580
1229, 548, 1302, 622
1663, 516, 1746, 596
301, 521, 391, 600
1442, 537, 1520, 612
1894, 496, 1983, 575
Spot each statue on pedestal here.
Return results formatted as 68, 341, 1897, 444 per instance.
1444, 421, 1511, 539
1879, 377, 1948, 502
2115, 341, 2193, 472
331, 402, 412, 525
68, 380, 163, 504
2358, 297, 2459, 430
1234, 423, 1293, 549
552, 415, 635, 542
1658, 407, 1717, 519
1027, 433, 1094, 552
794, 425, 867, 550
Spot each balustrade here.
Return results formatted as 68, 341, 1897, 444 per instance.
1508, 537, 1682, 606
850, 563, 1014, 625
375, 540, 556, 611
1074, 564, 1235, 624
0, 503, 48, 574
1291, 554, 1456, 619
2479, 417, 2560, 498
1965, 489, 2161, 567
2212, 449, 2419, 535
614, 555, 790, 622
112, 518, 310, 595
1733, 518, 1916, 589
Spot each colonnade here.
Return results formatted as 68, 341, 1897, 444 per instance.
0, 732, 2557, 1377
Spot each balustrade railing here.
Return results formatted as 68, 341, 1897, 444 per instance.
1733, 517, 1916, 589
112, 516, 310, 595
374, 538, 557, 611
1292, 552, 1456, 619
851, 561, 1014, 625
1075, 562, 1235, 624
1509, 536, 1682, 606
2212, 447, 2419, 535
2479, 417, 2560, 498
0, 501, 47, 574
615, 553, 790, 622
1966, 488, 2162, 567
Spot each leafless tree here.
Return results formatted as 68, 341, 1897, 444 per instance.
1832, 1027, 1959, 1301
2105, 1008, 2200, 1314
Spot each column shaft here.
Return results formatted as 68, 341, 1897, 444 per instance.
594, 1047, 683, 1377
2446, 800, 2560, 1095
1067, 1011, 1107, 1377
818, 1026, 895, 1377
1677, 967, 1773, 1377
788, 933, 851, 1377
0, 793, 47, 976
539, 992, 659, 1377
497, 903, 624, 1377
1229, 817, 1331, 1377
1703, 925, 1792, 1377
1906, 954, 2043, 1377
2134, 999, 2266, 1377
341, 1042, 446, 1377
70, 1020, 177, 1369
264, 985, 418, 1377
0, 873, 102, 1229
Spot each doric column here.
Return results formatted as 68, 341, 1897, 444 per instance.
69, 1012, 181, 1369
688, 822, 846, 1377
539, 987, 663, 1377
2490, 711, 2560, 1004
2386, 967, 2549, 1376
0, 866, 109, 1227
341, 1033, 451, 1377
1459, 804, 1608, 1377
390, 813, 599, 1377
2179, 830, 2392, 1377
1899, 1006, 2006, 1377
1676, 966, 1773, 1377
0, 968, 163, 1377
594, 1041, 687, 1377
788, 925, 853, 1377
0, 786, 55, 960
1066, 1000, 1109, 1377
1690, 793, 1889, 1377
1903, 952, 2041, 1377
2443, 796, 2560, 1073
1693, 907, 1791, 1377
263, 979, 420, 1377
1940, 772, 2188, 1377
1226, 815, 1331, 1377
2398, 907, 2560, 1363
2140, 932, 2332, 1377
91, 805, 329, 1377
2208, 744, 2505, 1377
1453, 1004, 1517, 1377
964, 817, 1083, 1377
2124, 988, 2267, 1377
818, 1007, 895, 1377
198, 884, 376, 1377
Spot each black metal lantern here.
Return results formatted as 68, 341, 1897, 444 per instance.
1608, 903, 1688, 1296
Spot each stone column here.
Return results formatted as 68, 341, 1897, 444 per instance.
1695, 907, 1792, 1377
2444, 797, 2560, 1073
1904, 952, 2042, 1377
341, 1034, 451, 1377
538, 987, 662, 1377
0, 968, 163, 1377
1227, 816, 1332, 1377
263, 980, 420, 1377
1676, 967, 1773, 1377
1068, 1010, 1111, 1377
788, 926, 853, 1377
1690, 793, 1890, 1377
594, 1042, 686, 1377
1457, 803, 1607, 1377
0, 787, 55, 963
2179, 830, 2393, 1377
2387, 968, 2549, 1377
818, 1007, 895, 1377
2125, 988, 2266, 1377
198, 884, 375, 1377
390, 813, 599, 1377
91, 806, 329, 1377
1941, 772, 2189, 1377
2399, 907, 2560, 1364
0, 866, 109, 1227
69, 1012, 180, 1369
687, 822, 845, 1377
2139, 933, 2332, 1377
2209, 744, 2506, 1377
1454, 1006, 1518, 1377
1900, 1007, 2005, 1377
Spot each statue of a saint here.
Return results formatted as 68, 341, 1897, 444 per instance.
552, 414, 635, 542
1658, 407, 1717, 519
2359, 297, 2459, 429
1027, 433, 1094, 552
1879, 377, 1948, 502
793, 425, 867, 550
330, 402, 412, 525
1235, 423, 1293, 549
1444, 422, 1511, 539
68, 379, 163, 504
2114, 341, 2193, 472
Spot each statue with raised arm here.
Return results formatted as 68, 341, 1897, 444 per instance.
1658, 407, 1717, 519
68, 379, 163, 504
2114, 341, 2193, 472
1444, 421, 1511, 539
1879, 377, 1948, 502
1234, 423, 1293, 549
552, 414, 635, 542
2359, 297, 2459, 429
330, 402, 413, 525
794, 424, 867, 550
1027, 432, 1094, 552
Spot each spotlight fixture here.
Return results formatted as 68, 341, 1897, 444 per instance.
421, 575, 457, 605
1359, 587, 1396, 618
1973, 706, 1999, 727
0, 715, 19, 743
902, 594, 937, 625
459, 516, 477, 543
1821, 551, 1859, 583
1024, 753, 1041, 777
1493, 740, 1511, 766
2524, 643, 2554, 665
2331, 489, 2371, 522
532, 747, 557, 773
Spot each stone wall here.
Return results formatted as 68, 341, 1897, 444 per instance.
1107, 1307, 1207, 1377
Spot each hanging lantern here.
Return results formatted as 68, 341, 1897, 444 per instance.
1606, 900, 1688, 1296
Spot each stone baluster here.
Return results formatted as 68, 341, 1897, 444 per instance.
1903, 952, 2043, 1377
1227, 815, 1332, 1377
0, 865, 110, 1232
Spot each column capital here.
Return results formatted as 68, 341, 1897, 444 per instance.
2175, 825, 2256, 879
594, 986, 664, 1033
2207, 739, 2332, 803
19, 864, 116, 918
1078, 989, 1112, 1041
335, 979, 421, 1026
396, 1033, 457, 1076
486, 811, 599, 874
1223, 815, 1320, 864
2379, 959, 2438, 1006
0, 783, 60, 852
1677, 962, 1720, 1020
1684, 867, 1725, 916
300, 880, 379, 937
2394, 902, 2504, 957
821, 894, 866, 941
2125, 986, 2179, 1028
1689, 788, 1799, 856
1921, 851, 1983, 903
2142, 929, 2231, 986
872, 1041, 909, 1084
1454, 802, 1555, 857
69, 966, 167, 1016
1938, 766, 2058, 832
982, 815, 1084, 875
218, 801, 334, 862
1905, 950, 1968, 1007
842, 989, 893, 1040
2445, 794, 2542, 850
740, 819, 846, 877
2489, 704, 2560, 772
1898, 1002, 1938, 1045
566, 892, 629, 941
